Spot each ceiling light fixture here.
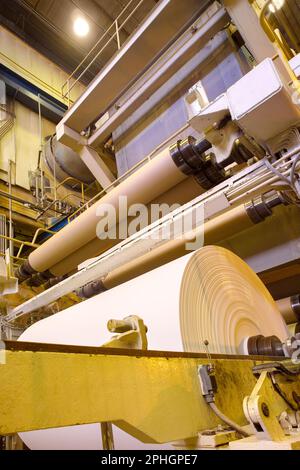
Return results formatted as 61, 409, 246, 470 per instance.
73, 17, 90, 37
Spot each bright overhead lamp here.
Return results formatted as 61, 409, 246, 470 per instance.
73, 17, 90, 37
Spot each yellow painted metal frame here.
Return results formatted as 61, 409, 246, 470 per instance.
0, 341, 277, 443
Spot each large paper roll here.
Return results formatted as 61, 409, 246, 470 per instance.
19, 253, 190, 450
18, 246, 288, 449
180, 246, 288, 354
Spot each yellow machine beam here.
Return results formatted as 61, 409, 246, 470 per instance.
0, 341, 282, 443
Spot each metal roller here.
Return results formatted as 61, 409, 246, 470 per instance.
17, 138, 225, 281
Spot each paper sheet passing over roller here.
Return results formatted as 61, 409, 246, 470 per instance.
19, 246, 288, 450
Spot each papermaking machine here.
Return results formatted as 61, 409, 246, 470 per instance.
2, 0, 300, 451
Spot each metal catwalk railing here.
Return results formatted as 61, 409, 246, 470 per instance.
61, 0, 147, 106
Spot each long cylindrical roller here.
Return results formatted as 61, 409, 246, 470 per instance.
86, 192, 283, 293
102, 204, 257, 290
76, 203, 257, 298
28, 146, 187, 274
276, 294, 300, 325
50, 176, 205, 277
19, 137, 216, 279
150, 176, 204, 206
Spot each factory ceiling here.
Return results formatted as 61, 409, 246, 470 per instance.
0, 0, 159, 84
